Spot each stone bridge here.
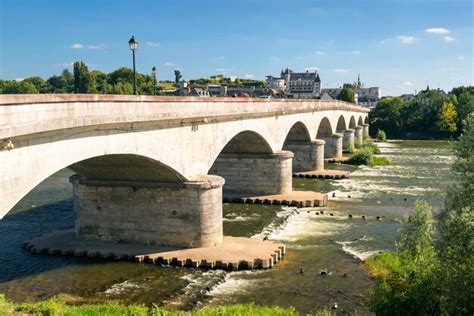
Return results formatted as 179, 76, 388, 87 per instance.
0, 95, 369, 249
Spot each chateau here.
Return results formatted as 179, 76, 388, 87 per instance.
266, 68, 322, 99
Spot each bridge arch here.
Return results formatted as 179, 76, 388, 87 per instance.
1, 131, 189, 219
316, 117, 333, 138
364, 116, 369, 124
336, 115, 347, 132
349, 116, 357, 128
283, 121, 312, 143
357, 116, 364, 126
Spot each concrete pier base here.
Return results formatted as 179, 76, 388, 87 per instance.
355, 126, 363, 145
323, 133, 343, 158
283, 140, 325, 172
343, 129, 355, 152
209, 151, 293, 196
23, 230, 285, 270
71, 174, 224, 248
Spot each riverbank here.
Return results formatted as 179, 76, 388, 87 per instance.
0, 294, 333, 316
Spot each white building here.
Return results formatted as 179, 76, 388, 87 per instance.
266, 68, 322, 99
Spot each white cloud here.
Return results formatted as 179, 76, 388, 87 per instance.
215, 68, 232, 73
459, 56, 464, 60
270, 56, 280, 62
443, 36, 456, 43
352, 50, 361, 54
425, 27, 450, 34
60, 62, 74, 67
163, 62, 175, 66
70, 43, 84, 49
146, 42, 160, 47
304, 66, 319, 71
402, 81, 413, 86
86, 44, 104, 49
315, 51, 326, 55
397, 36, 417, 44
70, 43, 104, 49
244, 74, 254, 79
14, 78, 25, 82
218, 56, 225, 59
441, 66, 456, 71
332, 68, 351, 73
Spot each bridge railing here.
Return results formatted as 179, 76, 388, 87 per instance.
0, 94, 369, 139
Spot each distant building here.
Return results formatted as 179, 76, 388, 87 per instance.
189, 87, 210, 97
400, 94, 415, 102
266, 68, 322, 99
322, 75, 381, 108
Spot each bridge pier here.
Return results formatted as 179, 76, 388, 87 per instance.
362, 123, 370, 138
323, 133, 343, 158
355, 126, 363, 146
343, 129, 355, 152
283, 140, 325, 172
71, 174, 224, 248
209, 151, 293, 196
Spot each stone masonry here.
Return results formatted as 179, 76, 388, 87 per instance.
71, 174, 224, 248
355, 126, 363, 145
209, 151, 293, 196
323, 133, 343, 158
343, 129, 355, 152
283, 140, 325, 172
363, 123, 370, 137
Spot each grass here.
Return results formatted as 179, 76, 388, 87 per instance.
347, 142, 389, 166
364, 252, 401, 279
0, 295, 333, 316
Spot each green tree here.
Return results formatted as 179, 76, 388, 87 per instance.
369, 201, 440, 315
455, 92, 474, 132
436, 113, 474, 314
23, 76, 47, 93
174, 69, 182, 84
73, 61, 92, 93
338, 84, 355, 103
2, 81, 39, 94
369, 97, 406, 138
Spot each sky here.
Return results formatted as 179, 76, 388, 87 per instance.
0, 0, 472, 96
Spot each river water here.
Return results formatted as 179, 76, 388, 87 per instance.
0, 140, 454, 314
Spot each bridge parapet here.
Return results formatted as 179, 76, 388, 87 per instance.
0, 94, 369, 140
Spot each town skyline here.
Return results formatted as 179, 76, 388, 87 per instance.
1, 0, 472, 96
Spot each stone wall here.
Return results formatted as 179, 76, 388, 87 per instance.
355, 126, 363, 145
343, 129, 355, 152
209, 151, 293, 196
71, 175, 224, 248
283, 140, 325, 172
323, 133, 343, 158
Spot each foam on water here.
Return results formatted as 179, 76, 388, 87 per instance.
101, 280, 144, 296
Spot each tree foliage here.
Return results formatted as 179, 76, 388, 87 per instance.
73, 61, 92, 93
174, 69, 182, 84
370, 87, 474, 139
368, 115, 474, 315
338, 84, 356, 103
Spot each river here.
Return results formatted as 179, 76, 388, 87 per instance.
0, 140, 454, 314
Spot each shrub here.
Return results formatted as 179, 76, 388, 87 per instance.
376, 130, 387, 142
348, 147, 373, 165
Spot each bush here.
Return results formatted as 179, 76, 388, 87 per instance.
348, 147, 373, 165
376, 130, 387, 142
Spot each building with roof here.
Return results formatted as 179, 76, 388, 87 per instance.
266, 68, 322, 99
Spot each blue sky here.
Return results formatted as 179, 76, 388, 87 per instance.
1, 0, 472, 95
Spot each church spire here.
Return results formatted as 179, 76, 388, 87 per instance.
357, 73, 361, 88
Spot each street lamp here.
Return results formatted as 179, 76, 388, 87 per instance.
151, 66, 157, 95
128, 36, 138, 95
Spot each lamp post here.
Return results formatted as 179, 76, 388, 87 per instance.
128, 36, 138, 95
151, 66, 157, 95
